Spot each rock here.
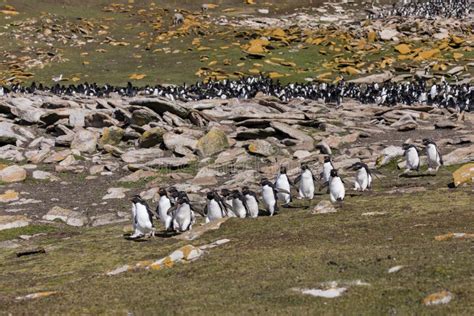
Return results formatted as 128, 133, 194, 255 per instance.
293, 150, 311, 160
423, 291, 453, 306
349, 71, 393, 84
388, 265, 404, 273
0, 190, 19, 203
443, 145, 474, 166
447, 66, 464, 75
316, 140, 332, 155
192, 167, 223, 186
379, 28, 399, 41
103, 187, 130, 200
119, 170, 156, 183
42, 206, 87, 227
89, 165, 105, 175
59, 155, 77, 167
130, 157, 196, 170
0, 145, 24, 162
163, 132, 197, 151
434, 233, 474, 241
70, 129, 97, 153
270, 121, 314, 150
0, 215, 30, 231
44, 150, 72, 163
247, 139, 275, 157
376, 145, 404, 166
139, 127, 165, 148
99, 126, 124, 146
85, 112, 118, 128
0, 122, 24, 145
32, 170, 58, 181
131, 108, 161, 126
295, 287, 347, 298
434, 120, 457, 129
312, 200, 337, 214
452, 163, 473, 187
9, 98, 44, 123
91, 213, 128, 227
130, 97, 190, 119
391, 114, 417, 131
235, 127, 276, 140
0, 165, 27, 183
69, 109, 85, 127
173, 218, 229, 241
16, 292, 58, 301
121, 148, 165, 163
196, 127, 229, 157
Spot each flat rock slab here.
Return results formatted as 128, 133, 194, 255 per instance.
102, 188, 130, 200
0, 215, 30, 231
173, 217, 229, 241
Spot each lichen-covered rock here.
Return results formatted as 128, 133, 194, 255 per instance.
71, 129, 97, 153
0, 190, 20, 203
247, 139, 275, 157
452, 163, 473, 187
0, 215, 30, 231
139, 127, 165, 148
196, 127, 229, 157
99, 126, 124, 147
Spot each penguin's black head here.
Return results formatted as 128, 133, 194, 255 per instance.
221, 188, 230, 197
402, 143, 413, 150
206, 191, 215, 200
242, 186, 249, 194
324, 156, 331, 163
231, 189, 241, 198
349, 162, 363, 171
330, 169, 339, 177
177, 196, 189, 204
177, 191, 188, 199
301, 163, 309, 170
159, 188, 167, 196
260, 179, 272, 187
131, 194, 142, 204
280, 166, 287, 174
168, 186, 178, 194
422, 138, 434, 146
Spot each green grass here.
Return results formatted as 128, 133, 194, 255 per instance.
0, 166, 472, 314
0, 225, 60, 242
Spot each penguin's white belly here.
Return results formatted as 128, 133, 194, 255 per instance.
329, 178, 345, 203
299, 173, 314, 199
135, 204, 153, 235
275, 176, 291, 204
322, 164, 333, 183
173, 205, 193, 232
426, 145, 440, 167
245, 196, 259, 218
355, 169, 369, 191
158, 198, 172, 229
232, 199, 247, 218
406, 149, 419, 170
207, 200, 223, 222
262, 187, 276, 216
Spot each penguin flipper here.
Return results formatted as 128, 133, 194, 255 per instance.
294, 175, 301, 184
437, 148, 444, 165
166, 205, 178, 215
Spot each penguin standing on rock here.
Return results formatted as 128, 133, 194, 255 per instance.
274, 166, 292, 206
349, 162, 372, 191
130, 195, 155, 238
329, 169, 345, 203
260, 179, 278, 216
423, 138, 443, 173
204, 191, 227, 223
231, 189, 249, 218
157, 188, 173, 231
402, 143, 420, 174
295, 164, 317, 199
242, 187, 260, 218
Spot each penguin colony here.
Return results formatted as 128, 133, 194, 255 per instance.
130, 139, 443, 238
1, 76, 472, 111
368, 0, 472, 19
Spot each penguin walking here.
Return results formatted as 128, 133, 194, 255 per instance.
295, 164, 317, 199
329, 169, 345, 203
260, 179, 278, 216
169, 194, 196, 232
242, 186, 260, 218
204, 191, 227, 223
157, 188, 173, 231
231, 189, 249, 218
274, 166, 292, 206
349, 162, 372, 191
130, 195, 155, 238
402, 144, 420, 174
423, 138, 443, 173
220, 188, 235, 217
321, 156, 335, 184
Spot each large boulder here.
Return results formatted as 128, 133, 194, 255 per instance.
99, 126, 124, 147
0, 165, 27, 183
139, 127, 165, 148
443, 145, 474, 166
70, 129, 97, 153
0, 122, 27, 145
452, 163, 473, 187
163, 132, 197, 151
9, 98, 44, 123
130, 97, 189, 119
270, 121, 314, 151
196, 127, 229, 157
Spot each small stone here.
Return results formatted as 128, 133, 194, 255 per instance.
388, 265, 404, 273
32, 170, 57, 181
312, 200, 337, 214
423, 291, 453, 306
119, 170, 156, 183
0, 165, 27, 183
247, 139, 275, 157
102, 187, 130, 200
0, 190, 19, 203
0, 215, 30, 231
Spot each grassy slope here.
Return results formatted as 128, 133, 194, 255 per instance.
0, 164, 472, 314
